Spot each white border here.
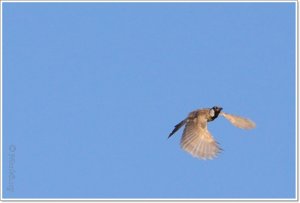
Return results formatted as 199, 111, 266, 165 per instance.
295, 0, 298, 201
0, 0, 298, 202
0, 0, 298, 2
1, 0, 3, 201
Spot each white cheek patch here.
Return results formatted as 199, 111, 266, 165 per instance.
209, 109, 215, 117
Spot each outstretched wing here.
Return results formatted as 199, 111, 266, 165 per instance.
180, 116, 222, 160
221, 112, 256, 129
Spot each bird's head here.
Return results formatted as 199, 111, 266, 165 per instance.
209, 106, 223, 119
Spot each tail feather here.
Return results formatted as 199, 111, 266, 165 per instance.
168, 119, 187, 138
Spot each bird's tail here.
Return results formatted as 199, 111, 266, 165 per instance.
168, 119, 187, 138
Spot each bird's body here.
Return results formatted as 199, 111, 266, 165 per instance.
168, 106, 255, 160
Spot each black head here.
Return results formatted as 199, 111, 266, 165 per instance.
209, 106, 223, 121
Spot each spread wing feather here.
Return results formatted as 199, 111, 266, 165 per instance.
221, 112, 256, 129
180, 117, 221, 160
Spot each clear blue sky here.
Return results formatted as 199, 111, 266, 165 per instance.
2, 2, 296, 199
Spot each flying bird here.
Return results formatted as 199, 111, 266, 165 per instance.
168, 106, 255, 160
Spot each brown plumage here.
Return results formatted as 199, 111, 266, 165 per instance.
168, 106, 255, 160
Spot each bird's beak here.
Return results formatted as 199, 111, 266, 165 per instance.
219, 107, 223, 111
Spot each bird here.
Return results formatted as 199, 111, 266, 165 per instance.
168, 106, 256, 160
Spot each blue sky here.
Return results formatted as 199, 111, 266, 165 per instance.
2, 2, 296, 199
